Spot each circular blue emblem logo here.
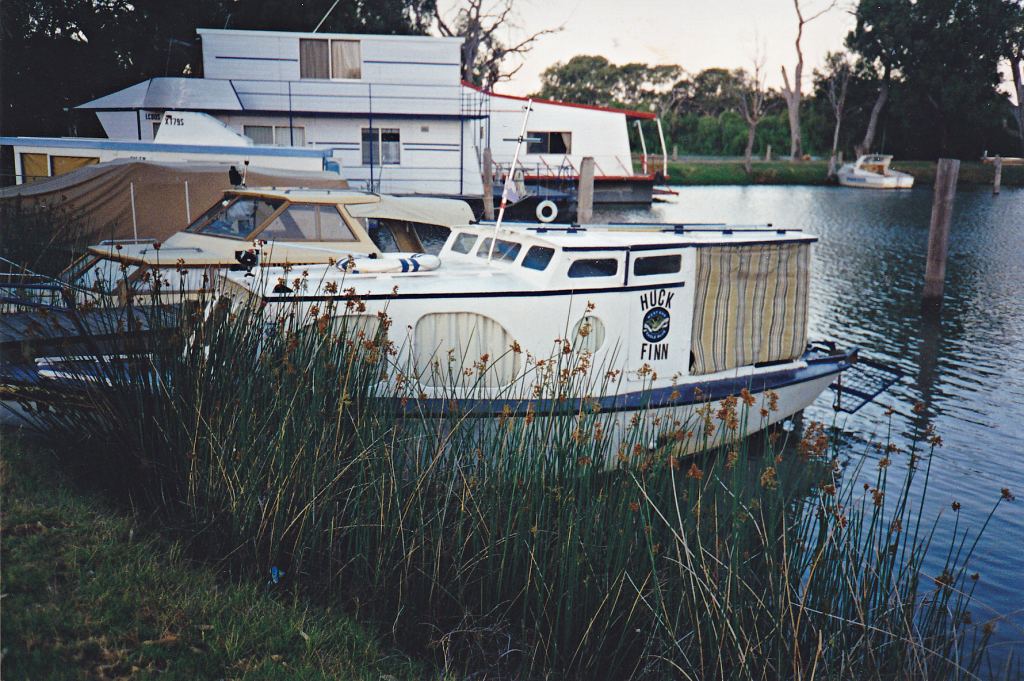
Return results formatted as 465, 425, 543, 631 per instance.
642, 307, 670, 343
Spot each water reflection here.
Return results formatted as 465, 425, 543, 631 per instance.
595, 185, 1024, 659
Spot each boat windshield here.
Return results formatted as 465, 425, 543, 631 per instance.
188, 197, 283, 239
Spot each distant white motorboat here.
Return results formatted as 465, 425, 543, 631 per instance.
837, 155, 914, 189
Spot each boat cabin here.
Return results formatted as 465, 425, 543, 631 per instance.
67, 188, 473, 299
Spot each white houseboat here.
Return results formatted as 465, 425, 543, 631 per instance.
2, 29, 665, 204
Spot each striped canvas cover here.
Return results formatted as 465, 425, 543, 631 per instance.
690, 242, 810, 375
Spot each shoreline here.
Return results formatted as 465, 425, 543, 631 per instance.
660, 159, 1023, 187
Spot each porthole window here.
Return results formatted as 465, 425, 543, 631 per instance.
572, 315, 606, 354
568, 258, 618, 278
634, 254, 681, 276
521, 246, 555, 271
450, 232, 478, 254
414, 312, 522, 388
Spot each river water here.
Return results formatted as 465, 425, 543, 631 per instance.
596, 185, 1024, 666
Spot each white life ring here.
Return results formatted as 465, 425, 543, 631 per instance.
536, 200, 558, 223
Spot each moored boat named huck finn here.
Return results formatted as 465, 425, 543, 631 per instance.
216, 219, 863, 454
837, 154, 915, 189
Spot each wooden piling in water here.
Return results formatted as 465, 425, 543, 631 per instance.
765, 145, 772, 162
993, 156, 1002, 195
578, 156, 595, 224
923, 158, 960, 301
481, 147, 495, 220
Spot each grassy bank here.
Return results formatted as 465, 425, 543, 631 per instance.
0, 432, 424, 680
7, 288, 1011, 679
664, 159, 1024, 186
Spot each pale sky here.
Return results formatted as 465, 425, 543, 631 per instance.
437, 0, 856, 95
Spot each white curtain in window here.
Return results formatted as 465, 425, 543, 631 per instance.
273, 126, 305, 147
414, 312, 521, 389
331, 40, 361, 79
244, 125, 274, 145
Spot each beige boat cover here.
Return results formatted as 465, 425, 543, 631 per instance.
346, 195, 473, 227
690, 242, 810, 375
0, 159, 347, 242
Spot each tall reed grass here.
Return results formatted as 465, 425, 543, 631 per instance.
26, 280, 1014, 680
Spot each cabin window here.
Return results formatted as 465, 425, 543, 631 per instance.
318, 207, 356, 241
19, 153, 48, 183
476, 238, 521, 262
521, 246, 555, 271
300, 39, 361, 79
414, 312, 522, 388
260, 205, 319, 240
451, 232, 477, 254
49, 156, 98, 177
568, 258, 618, 278
634, 254, 681, 277
190, 197, 283, 239
527, 131, 571, 155
572, 315, 606, 354
260, 205, 355, 242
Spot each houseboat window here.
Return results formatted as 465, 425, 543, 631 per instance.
244, 125, 306, 147
362, 128, 400, 165
521, 246, 555, 271
318, 207, 356, 241
634, 254, 681, 276
273, 126, 306, 147
49, 155, 98, 177
527, 131, 571, 155
190, 197, 283, 239
299, 38, 362, 79
244, 125, 274, 145
299, 39, 330, 78
568, 258, 618, 278
19, 153, 48, 183
476, 238, 521, 262
450, 232, 477, 254
330, 40, 361, 79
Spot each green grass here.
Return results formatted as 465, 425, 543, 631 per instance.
662, 159, 1024, 186
0, 432, 427, 680
13, 287, 1011, 680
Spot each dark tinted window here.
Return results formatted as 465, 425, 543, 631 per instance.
477, 238, 522, 262
521, 246, 555, 271
634, 254, 681, 276
568, 258, 618, 278
450, 232, 478, 254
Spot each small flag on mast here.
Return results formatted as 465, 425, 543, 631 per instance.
501, 172, 520, 205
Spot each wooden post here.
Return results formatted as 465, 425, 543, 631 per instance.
765, 144, 772, 162
672, 144, 678, 161
923, 158, 960, 301
577, 156, 595, 224
481, 147, 495, 220
993, 156, 1002, 195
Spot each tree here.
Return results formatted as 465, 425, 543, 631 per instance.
436, 0, 560, 88
845, 0, 909, 156
535, 56, 679, 109
736, 58, 771, 174
818, 52, 851, 175
1004, 1, 1024, 154
780, 0, 837, 159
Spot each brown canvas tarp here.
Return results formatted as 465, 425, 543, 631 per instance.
0, 159, 348, 242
